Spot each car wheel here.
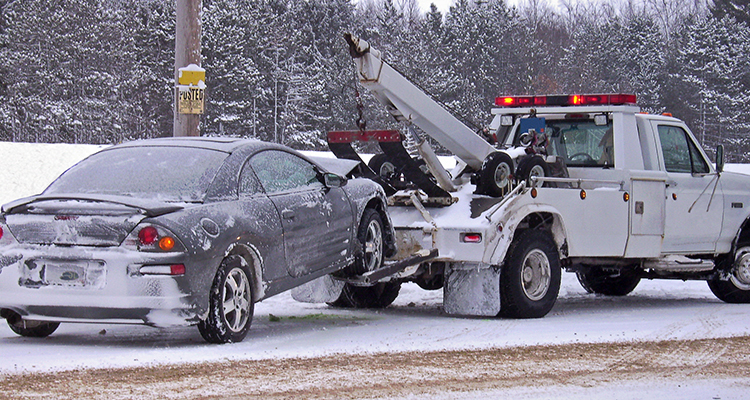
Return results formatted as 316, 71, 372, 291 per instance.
478, 151, 514, 197
500, 229, 561, 318
350, 209, 385, 276
329, 209, 400, 308
576, 266, 641, 296
5, 311, 59, 338
198, 255, 254, 344
328, 282, 401, 309
708, 246, 750, 303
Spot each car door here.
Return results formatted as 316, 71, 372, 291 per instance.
654, 123, 723, 253
248, 150, 353, 278
236, 159, 287, 281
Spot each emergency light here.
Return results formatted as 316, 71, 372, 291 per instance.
495, 94, 637, 107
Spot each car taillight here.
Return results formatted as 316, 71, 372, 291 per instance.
0, 226, 4, 240
125, 225, 184, 252
138, 226, 158, 245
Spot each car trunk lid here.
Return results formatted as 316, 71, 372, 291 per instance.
3, 195, 184, 246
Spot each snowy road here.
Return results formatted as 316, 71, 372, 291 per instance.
2, 274, 750, 399
2, 273, 749, 373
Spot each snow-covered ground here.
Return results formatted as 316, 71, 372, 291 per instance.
1, 142, 750, 399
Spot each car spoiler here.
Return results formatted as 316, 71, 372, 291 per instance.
2, 194, 185, 217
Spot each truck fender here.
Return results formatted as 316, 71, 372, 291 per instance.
488, 204, 568, 266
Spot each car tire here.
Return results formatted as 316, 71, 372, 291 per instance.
576, 266, 641, 296
328, 282, 401, 308
500, 229, 561, 318
329, 209, 400, 308
708, 246, 750, 303
478, 151, 514, 197
350, 209, 386, 276
198, 255, 254, 344
5, 311, 59, 338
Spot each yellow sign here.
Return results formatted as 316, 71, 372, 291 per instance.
178, 86, 204, 114
178, 64, 205, 86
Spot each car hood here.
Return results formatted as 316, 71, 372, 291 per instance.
308, 156, 362, 177
2, 194, 185, 246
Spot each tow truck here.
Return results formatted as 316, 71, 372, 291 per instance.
295, 34, 750, 318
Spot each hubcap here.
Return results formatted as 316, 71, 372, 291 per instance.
731, 248, 750, 290
494, 162, 511, 188
529, 164, 546, 180
521, 249, 551, 301
364, 219, 383, 272
222, 267, 251, 332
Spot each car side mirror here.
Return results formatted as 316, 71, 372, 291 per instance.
323, 172, 347, 188
716, 144, 724, 173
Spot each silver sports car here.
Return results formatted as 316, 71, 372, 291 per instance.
0, 137, 395, 343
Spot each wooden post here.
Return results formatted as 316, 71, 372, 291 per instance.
174, 0, 202, 137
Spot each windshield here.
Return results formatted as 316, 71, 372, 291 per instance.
546, 119, 614, 167
44, 146, 228, 202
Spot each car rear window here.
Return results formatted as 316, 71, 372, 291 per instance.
44, 146, 228, 202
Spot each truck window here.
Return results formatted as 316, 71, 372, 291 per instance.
545, 119, 614, 167
657, 125, 709, 174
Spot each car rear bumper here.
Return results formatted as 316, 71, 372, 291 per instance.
0, 244, 209, 327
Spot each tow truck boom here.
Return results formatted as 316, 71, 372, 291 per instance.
345, 33, 495, 171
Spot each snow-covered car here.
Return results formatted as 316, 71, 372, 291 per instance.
0, 137, 394, 343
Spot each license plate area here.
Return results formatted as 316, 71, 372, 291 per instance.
22, 259, 106, 289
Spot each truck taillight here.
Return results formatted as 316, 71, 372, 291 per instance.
496, 93, 637, 107
461, 233, 482, 243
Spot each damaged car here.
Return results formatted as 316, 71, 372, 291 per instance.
0, 137, 395, 343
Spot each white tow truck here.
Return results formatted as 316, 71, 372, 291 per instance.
298, 34, 750, 318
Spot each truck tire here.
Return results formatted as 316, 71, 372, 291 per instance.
328, 282, 401, 308
500, 229, 561, 318
368, 154, 398, 180
708, 246, 750, 303
516, 155, 550, 186
576, 266, 641, 296
478, 151, 514, 197
5, 311, 59, 338
198, 255, 254, 344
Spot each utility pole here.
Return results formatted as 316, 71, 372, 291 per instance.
174, 0, 202, 137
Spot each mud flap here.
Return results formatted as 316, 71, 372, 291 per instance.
291, 275, 345, 303
443, 264, 501, 316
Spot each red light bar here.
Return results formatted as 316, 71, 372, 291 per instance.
496, 94, 637, 107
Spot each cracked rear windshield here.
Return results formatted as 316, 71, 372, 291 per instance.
44, 146, 228, 202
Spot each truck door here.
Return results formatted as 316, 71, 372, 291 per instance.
653, 123, 723, 253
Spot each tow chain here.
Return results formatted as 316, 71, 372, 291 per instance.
354, 82, 367, 132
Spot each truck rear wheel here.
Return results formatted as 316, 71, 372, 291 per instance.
576, 266, 641, 296
708, 246, 750, 303
500, 230, 561, 318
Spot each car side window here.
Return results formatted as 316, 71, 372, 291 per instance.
658, 125, 709, 174
238, 160, 263, 196
249, 150, 321, 194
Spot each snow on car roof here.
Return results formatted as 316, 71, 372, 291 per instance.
111, 136, 268, 153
